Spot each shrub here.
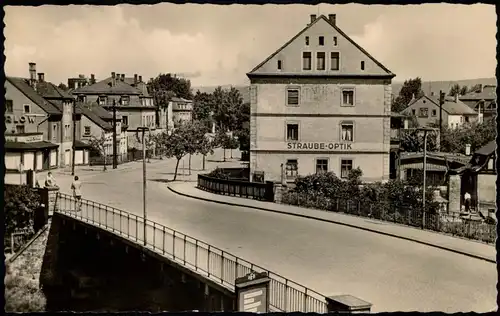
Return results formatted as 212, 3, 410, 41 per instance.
206, 167, 231, 180
4, 185, 40, 239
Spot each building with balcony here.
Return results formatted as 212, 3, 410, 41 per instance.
459, 85, 497, 121
246, 14, 395, 182
72, 72, 156, 150
402, 94, 478, 129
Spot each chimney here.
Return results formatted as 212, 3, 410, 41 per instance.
328, 14, 336, 25
37, 73, 45, 82
139, 75, 143, 83
90, 74, 95, 84
111, 72, 116, 86
134, 74, 138, 85
431, 91, 434, 96
310, 14, 317, 24
29, 62, 37, 87
465, 144, 471, 156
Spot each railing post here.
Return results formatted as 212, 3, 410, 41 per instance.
303, 288, 308, 312
207, 245, 211, 277
183, 235, 187, 265
153, 222, 156, 250
162, 227, 165, 255
221, 250, 225, 283
195, 240, 198, 271
135, 216, 138, 242
173, 231, 176, 260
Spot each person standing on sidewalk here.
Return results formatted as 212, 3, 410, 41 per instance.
71, 176, 82, 211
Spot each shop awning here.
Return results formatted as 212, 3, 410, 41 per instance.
75, 140, 92, 149
5, 141, 59, 151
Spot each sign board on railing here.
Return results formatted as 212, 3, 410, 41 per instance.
235, 271, 270, 313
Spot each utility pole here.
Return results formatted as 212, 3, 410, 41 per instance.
72, 101, 77, 176
438, 90, 444, 150
417, 127, 434, 229
112, 99, 118, 169
137, 127, 150, 246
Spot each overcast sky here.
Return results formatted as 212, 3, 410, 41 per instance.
4, 3, 496, 87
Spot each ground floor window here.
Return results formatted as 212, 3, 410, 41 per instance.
316, 158, 328, 174
285, 159, 298, 178
341, 159, 353, 178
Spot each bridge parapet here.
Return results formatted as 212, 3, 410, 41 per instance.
53, 192, 330, 312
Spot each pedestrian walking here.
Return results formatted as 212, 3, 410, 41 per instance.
71, 176, 82, 212
464, 192, 471, 213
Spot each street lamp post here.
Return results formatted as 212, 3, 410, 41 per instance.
417, 127, 434, 229
137, 126, 150, 246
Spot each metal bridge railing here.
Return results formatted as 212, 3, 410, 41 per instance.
54, 192, 328, 313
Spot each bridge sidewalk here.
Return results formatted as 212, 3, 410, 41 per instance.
167, 181, 496, 264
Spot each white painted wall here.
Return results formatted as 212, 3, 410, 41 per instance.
5, 152, 21, 170
36, 152, 43, 171
50, 150, 57, 167
75, 150, 84, 165
24, 152, 35, 170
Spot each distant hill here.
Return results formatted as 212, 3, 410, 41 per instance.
193, 77, 496, 104
392, 77, 497, 97
192, 85, 250, 104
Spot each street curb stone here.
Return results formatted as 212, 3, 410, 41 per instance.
167, 185, 496, 264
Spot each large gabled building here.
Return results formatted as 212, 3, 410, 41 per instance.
246, 14, 395, 182
459, 85, 497, 121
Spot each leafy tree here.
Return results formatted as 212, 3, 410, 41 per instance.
89, 134, 109, 171
147, 73, 193, 100
193, 91, 214, 124
400, 129, 439, 152
198, 132, 215, 171
57, 83, 68, 91
4, 185, 41, 238
449, 84, 469, 97
468, 84, 482, 93
440, 118, 496, 153
391, 77, 424, 113
213, 130, 233, 162
234, 127, 250, 151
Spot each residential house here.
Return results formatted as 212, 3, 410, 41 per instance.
449, 140, 496, 214
5, 63, 89, 184
170, 97, 193, 127
246, 14, 395, 182
72, 72, 156, 150
402, 94, 478, 129
459, 85, 497, 121
78, 102, 128, 163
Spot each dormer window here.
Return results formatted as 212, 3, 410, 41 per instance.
319, 36, 324, 46
121, 96, 130, 105
99, 96, 107, 105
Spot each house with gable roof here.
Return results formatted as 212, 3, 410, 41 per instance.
72, 72, 156, 150
402, 94, 478, 129
459, 85, 497, 121
246, 14, 395, 182
5, 63, 91, 185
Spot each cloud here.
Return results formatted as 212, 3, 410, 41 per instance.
4, 4, 496, 87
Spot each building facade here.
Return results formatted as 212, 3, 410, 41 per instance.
459, 85, 497, 121
402, 94, 478, 129
72, 72, 156, 150
246, 14, 395, 183
170, 97, 193, 127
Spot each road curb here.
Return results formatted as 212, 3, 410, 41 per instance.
167, 185, 496, 264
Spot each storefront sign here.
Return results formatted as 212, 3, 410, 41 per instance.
5, 133, 44, 143
5, 115, 36, 124
235, 272, 270, 313
287, 142, 353, 150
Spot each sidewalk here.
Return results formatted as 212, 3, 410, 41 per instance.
168, 181, 496, 264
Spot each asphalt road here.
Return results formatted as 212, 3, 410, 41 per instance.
54, 151, 497, 313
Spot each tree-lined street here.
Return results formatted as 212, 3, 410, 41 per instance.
50, 149, 496, 313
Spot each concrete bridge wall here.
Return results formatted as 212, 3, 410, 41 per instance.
40, 213, 236, 312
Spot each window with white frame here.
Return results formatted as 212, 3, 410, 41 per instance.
341, 159, 353, 178
84, 126, 91, 136
287, 88, 300, 106
99, 96, 107, 105
121, 96, 130, 105
342, 89, 354, 106
23, 104, 31, 113
316, 158, 328, 174
341, 122, 354, 142
286, 159, 298, 178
